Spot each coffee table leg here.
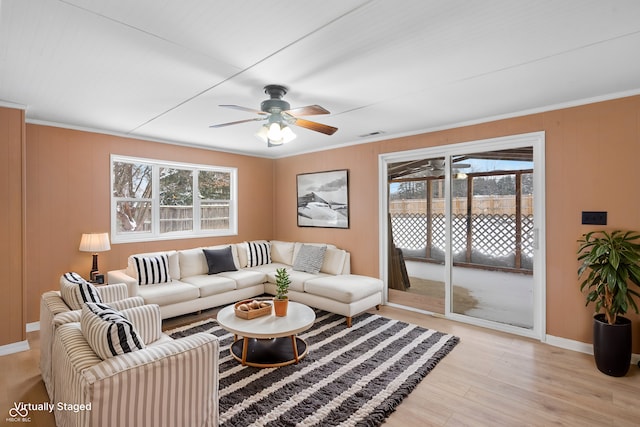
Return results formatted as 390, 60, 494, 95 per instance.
291, 335, 300, 363
241, 337, 249, 365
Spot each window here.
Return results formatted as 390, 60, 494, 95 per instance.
111, 155, 237, 243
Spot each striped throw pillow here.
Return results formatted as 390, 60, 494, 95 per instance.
133, 254, 171, 285
81, 302, 145, 360
60, 272, 102, 310
247, 241, 271, 267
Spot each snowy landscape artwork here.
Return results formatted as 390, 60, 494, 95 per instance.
297, 169, 349, 228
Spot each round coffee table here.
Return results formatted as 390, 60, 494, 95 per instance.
217, 301, 316, 368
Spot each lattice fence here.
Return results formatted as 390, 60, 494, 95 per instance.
391, 212, 534, 271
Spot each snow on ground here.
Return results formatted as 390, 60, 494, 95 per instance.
404, 260, 534, 328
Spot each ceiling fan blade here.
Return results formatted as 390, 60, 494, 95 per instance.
219, 104, 268, 115
292, 118, 338, 135
284, 105, 330, 116
209, 117, 266, 128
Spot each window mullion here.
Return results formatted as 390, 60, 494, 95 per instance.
193, 169, 201, 233
152, 165, 160, 237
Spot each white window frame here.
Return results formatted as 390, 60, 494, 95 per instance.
110, 155, 238, 243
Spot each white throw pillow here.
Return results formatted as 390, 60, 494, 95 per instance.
81, 302, 145, 360
320, 248, 348, 275
178, 248, 209, 278
270, 240, 295, 265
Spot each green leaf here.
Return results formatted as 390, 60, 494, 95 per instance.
609, 248, 620, 269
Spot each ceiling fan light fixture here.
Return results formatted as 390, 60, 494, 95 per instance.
255, 125, 269, 142
267, 122, 283, 140
255, 122, 296, 146
279, 125, 296, 143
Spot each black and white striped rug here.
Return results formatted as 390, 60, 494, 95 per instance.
168, 310, 459, 426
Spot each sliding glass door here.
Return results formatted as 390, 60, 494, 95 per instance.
449, 150, 534, 329
381, 133, 545, 338
387, 157, 447, 314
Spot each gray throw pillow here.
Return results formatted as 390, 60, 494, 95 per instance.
293, 244, 327, 274
203, 246, 237, 274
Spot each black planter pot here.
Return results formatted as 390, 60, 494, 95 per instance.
593, 314, 632, 377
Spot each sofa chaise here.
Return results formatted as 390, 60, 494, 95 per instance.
108, 240, 383, 326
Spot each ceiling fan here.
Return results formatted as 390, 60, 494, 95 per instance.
210, 84, 338, 147
423, 160, 471, 178
394, 159, 471, 179
426, 160, 471, 172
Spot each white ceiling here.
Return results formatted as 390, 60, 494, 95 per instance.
2, 0, 640, 158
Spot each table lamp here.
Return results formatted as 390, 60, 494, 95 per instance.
79, 232, 111, 280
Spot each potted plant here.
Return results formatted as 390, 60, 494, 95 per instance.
577, 230, 640, 376
274, 267, 290, 317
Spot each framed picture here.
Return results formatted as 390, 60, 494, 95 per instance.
297, 169, 349, 229
90, 270, 101, 282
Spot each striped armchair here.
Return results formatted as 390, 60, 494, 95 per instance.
39, 283, 145, 400
51, 304, 219, 427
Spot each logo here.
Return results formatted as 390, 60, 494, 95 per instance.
6, 402, 30, 423
9, 402, 29, 418
9, 402, 28, 418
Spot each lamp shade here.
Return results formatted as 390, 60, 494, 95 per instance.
79, 233, 111, 253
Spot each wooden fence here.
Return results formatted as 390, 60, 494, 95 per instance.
390, 195, 533, 216
159, 205, 229, 232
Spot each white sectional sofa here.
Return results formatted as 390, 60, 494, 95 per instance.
108, 240, 383, 326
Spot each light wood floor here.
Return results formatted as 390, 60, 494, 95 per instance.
2, 305, 639, 426
389, 278, 478, 315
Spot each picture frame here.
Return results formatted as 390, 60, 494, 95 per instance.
297, 169, 349, 229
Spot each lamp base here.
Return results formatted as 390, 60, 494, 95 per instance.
90, 253, 99, 281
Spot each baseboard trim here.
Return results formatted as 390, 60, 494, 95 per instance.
26, 321, 40, 332
546, 334, 640, 365
389, 304, 640, 365
545, 334, 593, 355
0, 340, 30, 356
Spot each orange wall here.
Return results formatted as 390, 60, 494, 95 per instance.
274, 95, 640, 350
8, 94, 640, 351
274, 146, 380, 276
24, 125, 275, 323
0, 107, 25, 346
